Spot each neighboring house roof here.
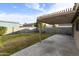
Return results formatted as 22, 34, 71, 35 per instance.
20, 23, 34, 27
0, 20, 20, 24
37, 3, 79, 24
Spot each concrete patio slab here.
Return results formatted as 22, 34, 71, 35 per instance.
11, 34, 79, 56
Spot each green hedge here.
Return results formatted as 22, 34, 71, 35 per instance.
0, 26, 7, 36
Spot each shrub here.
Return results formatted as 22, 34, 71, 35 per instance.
0, 26, 7, 36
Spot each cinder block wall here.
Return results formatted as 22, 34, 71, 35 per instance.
42, 27, 72, 35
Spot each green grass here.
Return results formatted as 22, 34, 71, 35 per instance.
0, 33, 51, 56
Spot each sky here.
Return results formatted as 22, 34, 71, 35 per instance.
0, 3, 74, 24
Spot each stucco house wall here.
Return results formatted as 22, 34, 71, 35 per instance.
73, 16, 79, 49
0, 21, 20, 34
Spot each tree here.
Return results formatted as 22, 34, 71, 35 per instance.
0, 26, 7, 36
33, 22, 39, 32
34, 22, 46, 32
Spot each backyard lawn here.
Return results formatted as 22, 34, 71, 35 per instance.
0, 33, 51, 56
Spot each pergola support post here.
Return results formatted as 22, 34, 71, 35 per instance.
38, 22, 42, 42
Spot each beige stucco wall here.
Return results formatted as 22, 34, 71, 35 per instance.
74, 24, 79, 49
5, 26, 20, 34
4, 26, 35, 34
73, 17, 79, 49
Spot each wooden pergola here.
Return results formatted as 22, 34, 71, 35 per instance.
37, 3, 79, 42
